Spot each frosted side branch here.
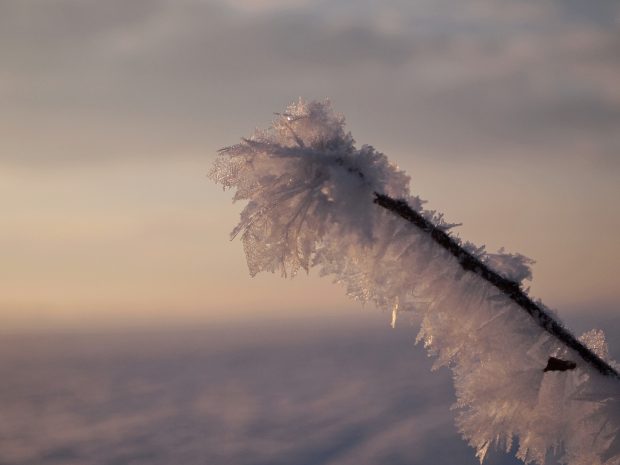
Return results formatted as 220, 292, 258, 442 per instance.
374, 193, 619, 378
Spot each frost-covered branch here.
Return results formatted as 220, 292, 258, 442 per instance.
210, 98, 620, 465
374, 193, 619, 379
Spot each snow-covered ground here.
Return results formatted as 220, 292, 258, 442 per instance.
0, 313, 532, 465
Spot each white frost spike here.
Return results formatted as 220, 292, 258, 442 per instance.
391, 298, 399, 329
210, 98, 619, 465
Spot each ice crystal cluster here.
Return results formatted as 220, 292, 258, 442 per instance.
210, 99, 619, 465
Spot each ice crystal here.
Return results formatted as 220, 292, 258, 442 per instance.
210, 98, 619, 465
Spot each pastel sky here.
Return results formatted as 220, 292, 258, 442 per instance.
2, 0, 619, 331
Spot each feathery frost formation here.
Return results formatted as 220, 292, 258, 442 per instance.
210, 99, 619, 465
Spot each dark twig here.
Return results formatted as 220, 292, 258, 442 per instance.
373, 192, 619, 378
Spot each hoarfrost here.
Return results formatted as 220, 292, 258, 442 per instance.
484, 248, 534, 285
210, 98, 619, 465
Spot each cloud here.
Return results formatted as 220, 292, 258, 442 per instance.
0, 0, 618, 168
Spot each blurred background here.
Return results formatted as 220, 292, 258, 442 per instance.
1, 0, 618, 463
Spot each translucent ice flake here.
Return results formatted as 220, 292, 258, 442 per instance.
484, 249, 535, 285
